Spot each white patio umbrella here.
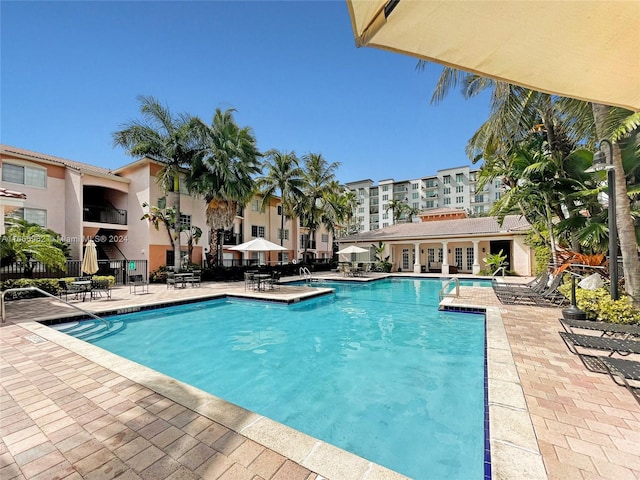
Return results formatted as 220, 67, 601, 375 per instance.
337, 245, 368, 255
81, 239, 99, 275
228, 237, 288, 252
346, 1, 639, 110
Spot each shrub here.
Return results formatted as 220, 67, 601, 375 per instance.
558, 284, 640, 324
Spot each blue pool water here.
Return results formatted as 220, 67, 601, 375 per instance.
55, 278, 486, 479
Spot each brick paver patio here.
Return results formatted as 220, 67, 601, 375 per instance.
1, 274, 638, 479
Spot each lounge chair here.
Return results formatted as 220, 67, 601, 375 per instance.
494, 273, 565, 307
598, 357, 640, 405
559, 318, 640, 340
244, 272, 257, 290
558, 331, 640, 372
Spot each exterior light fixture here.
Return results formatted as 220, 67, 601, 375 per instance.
586, 139, 618, 301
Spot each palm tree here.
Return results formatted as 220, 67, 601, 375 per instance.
323, 187, 358, 239
257, 150, 304, 247
187, 108, 261, 266
1, 218, 67, 276
113, 96, 201, 271
386, 199, 411, 223
592, 104, 640, 307
295, 153, 340, 261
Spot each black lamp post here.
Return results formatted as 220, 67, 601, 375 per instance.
586, 139, 619, 301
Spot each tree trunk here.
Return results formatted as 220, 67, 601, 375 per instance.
172, 175, 181, 272
592, 103, 640, 308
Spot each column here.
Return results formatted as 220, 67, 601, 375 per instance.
441, 241, 449, 274
413, 242, 421, 273
472, 240, 481, 274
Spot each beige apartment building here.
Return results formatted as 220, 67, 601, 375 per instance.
0, 145, 334, 277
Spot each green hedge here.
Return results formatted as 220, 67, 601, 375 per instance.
558, 284, 640, 324
1, 276, 115, 300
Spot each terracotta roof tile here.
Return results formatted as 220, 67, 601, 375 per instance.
0, 187, 27, 199
0, 145, 115, 176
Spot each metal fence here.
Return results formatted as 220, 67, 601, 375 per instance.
0, 259, 148, 285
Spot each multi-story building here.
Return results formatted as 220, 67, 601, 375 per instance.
0, 145, 334, 277
346, 165, 505, 232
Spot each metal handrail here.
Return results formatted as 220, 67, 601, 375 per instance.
439, 278, 460, 302
299, 267, 313, 282
1, 287, 111, 329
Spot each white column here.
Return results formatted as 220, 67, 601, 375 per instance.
472, 240, 481, 274
441, 241, 449, 274
413, 242, 421, 273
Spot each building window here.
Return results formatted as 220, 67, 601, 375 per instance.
412, 183, 419, 190
443, 197, 451, 205
382, 185, 389, 191
425, 179, 436, 188
412, 192, 419, 199
382, 222, 388, 227
277, 228, 289, 240
382, 194, 388, 201
179, 214, 191, 228
358, 207, 364, 213
466, 247, 474, 271
412, 202, 419, 209
455, 247, 463, 268
495, 181, 502, 188
426, 200, 434, 208
321, 234, 329, 243
251, 225, 265, 237
437, 248, 443, 262
251, 199, 260, 211
7, 207, 47, 227
475, 194, 484, 203
456, 185, 464, 193
456, 173, 464, 183
443, 176, 451, 184
382, 213, 388, 220
474, 205, 485, 213
277, 251, 289, 263
2, 163, 47, 188
428, 248, 435, 263
456, 196, 464, 204
277, 205, 282, 215
495, 192, 502, 200
443, 187, 451, 194
157, 197, 166, 209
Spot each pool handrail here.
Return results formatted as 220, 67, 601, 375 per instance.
438, 277, 460, 302
1, 286, 111, 329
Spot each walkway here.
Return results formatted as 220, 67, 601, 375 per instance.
1, 274, 638, 479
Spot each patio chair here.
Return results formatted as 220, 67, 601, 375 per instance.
244, 272, 257, 290
558, 331, 640, 372
167, 271, 183, 289
91, 279, 111, 300
185, 270, 201, 287
559, 318, 640, 340
58, 279, 83, 301
129, 274, 149, 294
266, 271, 281, 290
598, 357, 640, 405
494, 273, 565, 307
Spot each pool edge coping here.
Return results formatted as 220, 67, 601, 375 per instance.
441, 297, 548, 480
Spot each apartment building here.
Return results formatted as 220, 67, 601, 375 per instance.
346, 165, 505, 232
0, 145, 334, 276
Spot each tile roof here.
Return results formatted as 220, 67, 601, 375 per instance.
0, 145, 116, 176
343, 215, 531, 242
0, 187, 27, 200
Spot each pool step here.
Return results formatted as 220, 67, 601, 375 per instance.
51, 319, 124, 342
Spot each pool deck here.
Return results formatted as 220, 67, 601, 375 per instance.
1, 273, 639, 480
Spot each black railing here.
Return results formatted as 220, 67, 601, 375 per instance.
222, 232, 243, 245
0, 259, 147, 285
83, 205, 127, 225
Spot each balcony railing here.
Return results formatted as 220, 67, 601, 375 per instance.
83, 205, 127, 225
223, 232, 243, 245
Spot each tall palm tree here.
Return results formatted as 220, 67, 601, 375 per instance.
295, 153, 340, 260
257, 150, 304, 247
592, 104, 640, 307
186, 108, 261, 266
323, 187, 358, 239
113, 95, 200, 271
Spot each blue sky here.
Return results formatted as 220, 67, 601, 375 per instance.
1, 1, 491, 184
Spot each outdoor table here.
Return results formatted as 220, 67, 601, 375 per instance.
71, 281, 92, 301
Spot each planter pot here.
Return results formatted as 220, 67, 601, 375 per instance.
562, 307, 589, 321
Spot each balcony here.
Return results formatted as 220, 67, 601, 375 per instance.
83, 205, 127, 225
223, 231, 243, 245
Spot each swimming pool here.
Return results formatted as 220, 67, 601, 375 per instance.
53, 278, 486, 479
